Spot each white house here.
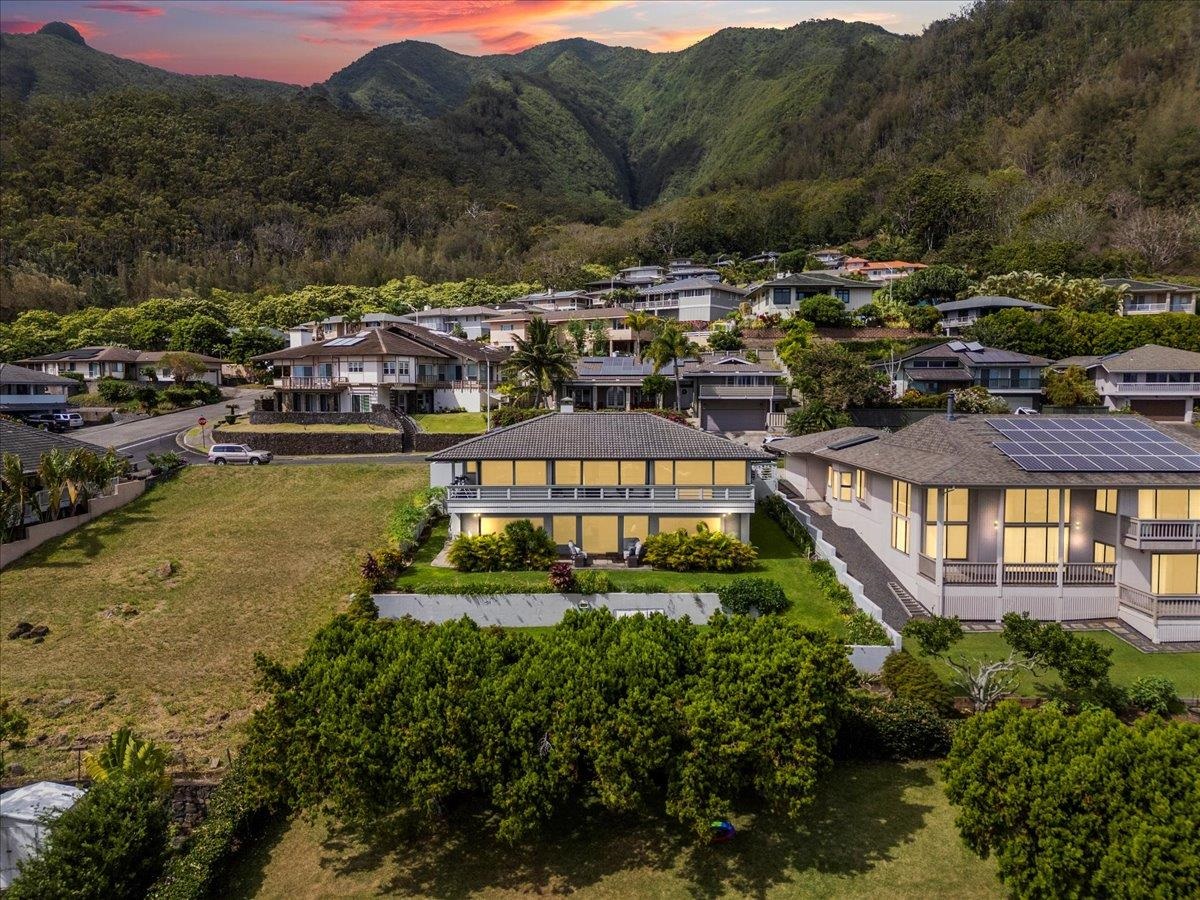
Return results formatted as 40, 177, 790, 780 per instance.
1053, 344, 1200, 423
1101, 279, 1197, 316
632, 278, 747, 323
746, 272, 877, 315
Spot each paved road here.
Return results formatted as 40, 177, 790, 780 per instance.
74, 389, 265, 453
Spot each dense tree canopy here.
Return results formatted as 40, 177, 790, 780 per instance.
965, 308, 1200, 359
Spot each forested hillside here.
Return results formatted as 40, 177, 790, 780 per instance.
1, 1, 1197, 316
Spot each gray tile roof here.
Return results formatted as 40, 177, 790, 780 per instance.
934, 295, 1052, 312
1095, 344, 1200, 374
0, 363, 75, 386
19, 346, 142, 364
251, 327, 449, 362
638, 278, 746, 297
678, 355, 783, 376
1101, 278, 1198, 294
899, 341, 1051, 367
0, 420, 99, 472
802, 414, 1200, 488
767, 427, 880, 456
389, 324, 508, 363
758, 272, 871, 290
427, 412, 771, 461
488, 306, 632, 324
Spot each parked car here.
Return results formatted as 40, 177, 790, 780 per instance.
53, 411, 85, 428
22, 413, 68, 432
207, 443, 273, 465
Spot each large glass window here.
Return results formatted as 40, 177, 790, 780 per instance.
581, 516, 619, 553
923, 488, 969, 559
620, 461, 646, 484
623, 516, 649, 542
582, 460, 619, 485
674, 461, 713, 485
1138, 489, 1200, 520
481, 461, 513, 485
481, 516, 532, 535
1151, 554, 1200, 595
714, 461, 746, 484
552, 516, 577, 544
891, 480, 911, 553
659, 516, 722, 534
514, 461, 545, 485
856, 469, 867, 502
555, 460, 581, 484
1095, 489, 1117, 515
1093, 542, 1115, 564
1004, 489, 1065, 564
837, 470, 853, 502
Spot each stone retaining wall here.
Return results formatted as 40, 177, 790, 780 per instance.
211, 427, 408, 456
249, 409, 405, 428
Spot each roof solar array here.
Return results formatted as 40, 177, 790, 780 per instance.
324, 335, 366, 347
989, 417, 1200, 472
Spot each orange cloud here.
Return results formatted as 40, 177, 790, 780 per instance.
85, 1, 165, 17
310, 0, 627, 38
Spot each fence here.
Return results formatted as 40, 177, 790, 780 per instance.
1, 479, 147, 569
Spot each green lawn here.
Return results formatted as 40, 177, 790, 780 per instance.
0, 464, 427, 778
219, 761, 999, 899
915, 632, 1200, 699
396, 513, 845, 634
221, 421, 396, 433
411, 411, 487, 433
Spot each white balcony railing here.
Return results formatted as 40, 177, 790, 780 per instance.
1123, 301, 1171, 314
930, 561, 1115, 586
1107, 381, 1200, 395
698, 385, 787, 399
274, 376, 349, 390
1123, 517, 1200, 549
447, 484, 754, 502
1118, 584, 1200, 619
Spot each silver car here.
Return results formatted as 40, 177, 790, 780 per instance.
208, 443, 273, 465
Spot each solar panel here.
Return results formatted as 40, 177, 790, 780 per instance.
324, 335, 366, 347
988, 417, 1200, 473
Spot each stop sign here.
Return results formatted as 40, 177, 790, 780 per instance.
198, 417, 207, 426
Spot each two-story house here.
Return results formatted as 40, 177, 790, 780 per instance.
428, 409, 770, 550
886, 341, 1049, 411
562, 356, 686, 412
399, 306, 505, 340
680, 355, 789, 433
487, 307, 640, 355
833, 261, 926, 282
0, 364, 74, 414
1053, 345, 1200, 423
934, 296, 1053, 335
772, 414, 1200, 644
585, 265, 665, 293
18, 347, 222, 386
632, 278, 747, 323
746, 273, 877, 315
1102, 279, 1198, 316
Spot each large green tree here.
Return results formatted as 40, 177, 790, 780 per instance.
503, 316, 577, 408
646, 323, 697, 412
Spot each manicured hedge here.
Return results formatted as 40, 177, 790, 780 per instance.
642, 525, 757, 572
718, 576, 790, 615
835, 694, 953, 760
448, 520, 557, 572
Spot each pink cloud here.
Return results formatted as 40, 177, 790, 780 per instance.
0, 19, 42, 33
127, 48, 175, 62
298, 34, 377, 47
477, 29, 540, 52
85, 1, 164, 16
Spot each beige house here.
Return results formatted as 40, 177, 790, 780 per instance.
487, 307, 642, 355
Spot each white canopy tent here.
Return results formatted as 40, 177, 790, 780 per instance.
0, 781, 85, 888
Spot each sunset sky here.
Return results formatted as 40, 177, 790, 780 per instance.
1, 0, 964, 84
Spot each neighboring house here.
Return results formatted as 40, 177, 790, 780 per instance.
935, 295, 1053, 335
885, 340, 1050, 411
254, 324, 506, 414
665, 260, 721, 281
17, 348, 223, 386
509, 289, 594, 310
1053, 344, 1200, 423
585, 265, 664, 292
773, 414, 1200, 643
1102, 278, 1198, 316
746, 272, 877, 315
834, 260, 926, 282
487, 307, 639, 354
400, 306, 506, 340
0, 419, 98, 473
746, 251, 781, 266
428, 410, 769, 548
632, 278, 748, 322
0, 364, 74, 413
679, 354, 789, 433
811, 249, 846, 269
563, 356, 687, 412
286, 313, 409, 347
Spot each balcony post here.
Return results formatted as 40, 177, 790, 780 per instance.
995, 490, 1005, 619
1056, 490, 1066, 620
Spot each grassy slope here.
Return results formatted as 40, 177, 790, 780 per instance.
398, 513, 845, 634
916, 632, 1200, 699
220, 761, 998, 899
410, 411, 487, 433
0, 464, 425, 778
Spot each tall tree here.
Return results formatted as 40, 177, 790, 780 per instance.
625, 311, 659, 362
503, 317, 577, 409
647, 323, 696, 412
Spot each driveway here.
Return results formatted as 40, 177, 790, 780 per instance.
74, 388, 267, 453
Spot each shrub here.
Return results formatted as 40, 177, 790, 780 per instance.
386, 487, 445, 553
8, 775, 170, 899
718, 576, 790, 615
642, 525, 757, 572
59, 371, 86, 385
163, 385, 196, 407
97, 377, 135, 402
1127, 675, 1177, 716
190, 381, 222, 404
881, 651, 952, 711
492, 406, 547, 428
448, 521, 557, 572
796, 294, 852, 327
347, 589, 379, 620
835, 694, 952, 760
786, 400, 854, 436
573, 569, 611, 594
759, 493, 815, 554
360, 550, 408, 590
547, 561, 576, 591
146, 451, 185, 474
844, 610, 891, 645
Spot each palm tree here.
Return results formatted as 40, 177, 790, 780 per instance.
504, 317, 577, 409
84, 728, 171, 793
1, 452, 29, 542
624, 311, 658, 362
63, 449, 106, 515
37, 449, 69, 521
647, 323, 697, 412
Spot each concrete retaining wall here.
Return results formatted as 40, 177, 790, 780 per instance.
1, 479, 147, 569
374, 592, 720, 627
211, 427, 408, 456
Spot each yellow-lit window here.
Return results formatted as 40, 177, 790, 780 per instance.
891, 480, 911, 553
1005, 488, 1062, 523
464, 461, 478, 478
838, 470, 853, 502
554, 460, 581, 485
827, 466, 834, 495
922, 488, 969, 560
1004, 526, 1060, 564
714, 461, 746, 484
654, 460, 674, 484
552, 515, 577, 544
620, 460, 646, 484
674, 460, 713, 485
1095, 489, 1117, 515
1093, 542, 1115, 564
481, 461, 513, 485
581, 516, 619, 553
856, 469, 867, 501
514, 461, 545, 485
623, 516, 649, 542
583, 460, 619, 485
1004, 489, 1064, 563
480, 516, 531, 536
1151, 554, 1200, 595
658, 516, 722, 534
1139, 489, 1200, 520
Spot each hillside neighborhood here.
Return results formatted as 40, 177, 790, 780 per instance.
2, 1, 1199, 898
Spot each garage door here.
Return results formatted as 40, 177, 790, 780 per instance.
702, 402, 765, 433
1129, 398, 1187, 421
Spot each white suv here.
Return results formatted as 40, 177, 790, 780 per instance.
207, 444, 273, 466
53, 412, 85, 428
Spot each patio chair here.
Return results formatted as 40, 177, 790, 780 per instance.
567, 541, 590, 568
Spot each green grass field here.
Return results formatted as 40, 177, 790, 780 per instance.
397, 513, 846, 633
410, 411, 487, 433
916, 632, 1200, 699
218, 761, 999, 899
0, 464, 426, 778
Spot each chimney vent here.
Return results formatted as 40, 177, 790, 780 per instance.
947, 393, 956, 421
558, 397, 574, 414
